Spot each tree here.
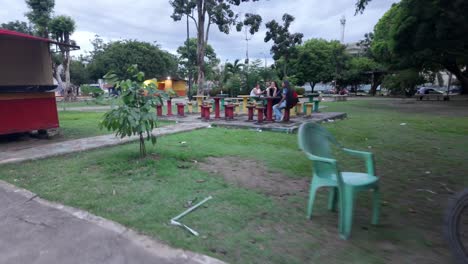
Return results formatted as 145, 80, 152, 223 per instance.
176, 38, 218, 83
372, 0, 468, 94
291, 39, 340, 92
0, 20, 33, 34
357, 32, 374, 57
70, 57, 91, 86
100, 66, 168, 157
264, 13, 303, 78
170, 0, 262, 94
355, 0, 371, 14
225, 59, 244, 76
341, 56, 383, 92
50, 15, 76, 101
225, 74, 242, 97
381, 69, 426, 96
87, 40, 178, 82
25, 0, 55, 37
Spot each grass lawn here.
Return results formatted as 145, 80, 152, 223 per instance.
58, 111, 109, 139
57, 99, 185, 114
1, 99, 467, 263
59, 111, 173, 140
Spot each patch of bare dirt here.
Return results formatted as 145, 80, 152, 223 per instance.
198, 157, 309, 197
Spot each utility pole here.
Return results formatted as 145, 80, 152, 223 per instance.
244, 27, 252, 90
260, 52, 267, 69
244, 27, 252, 65
186, 14, 192, 101
340, 15, 346, 44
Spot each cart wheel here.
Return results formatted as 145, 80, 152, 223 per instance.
444, 188, 468, 264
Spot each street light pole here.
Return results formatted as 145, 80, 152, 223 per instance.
260, 52, 267, 69
186, 14, 192, 101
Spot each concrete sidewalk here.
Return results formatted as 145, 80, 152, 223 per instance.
0, 181, 223, 264
0, 122, 209, 165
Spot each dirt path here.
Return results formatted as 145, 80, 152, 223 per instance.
198, 157, 309, 198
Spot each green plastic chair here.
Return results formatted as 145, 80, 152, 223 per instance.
298, 122, 380, 239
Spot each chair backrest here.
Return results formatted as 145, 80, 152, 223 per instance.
298, 122, 341, 179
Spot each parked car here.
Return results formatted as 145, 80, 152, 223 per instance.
449, 87, 461, 94
417, 87, 444, 95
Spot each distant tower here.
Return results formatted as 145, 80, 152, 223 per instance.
244, 27, 252, 65
340, 15, 346, 44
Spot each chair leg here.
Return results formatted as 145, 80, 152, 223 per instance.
339, 187, 355, 240
327, 187, 338, 212
372, 187, 380, 225
307, 181, 319, 220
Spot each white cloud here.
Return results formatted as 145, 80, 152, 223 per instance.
0, 0, 397, 62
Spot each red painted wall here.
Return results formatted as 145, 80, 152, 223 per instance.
0, 95, 59, 135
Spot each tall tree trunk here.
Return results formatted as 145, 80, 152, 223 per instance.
444, 63, 468, 94
62, 56, 71, 101
310, 82, 316, 93
196, 0, 206, 95
64, 51, 73, 101
55, 64, 64, 96
369, 72, 383, 96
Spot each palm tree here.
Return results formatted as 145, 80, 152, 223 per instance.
225, 59, 244, 76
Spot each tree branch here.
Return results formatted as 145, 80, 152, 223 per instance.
188, 14, 198, 30
205, 18, 211, 44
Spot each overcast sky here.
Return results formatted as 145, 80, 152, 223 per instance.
1, 0, 396, 63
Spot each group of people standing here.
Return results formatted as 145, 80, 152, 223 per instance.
249, 80, 295, 122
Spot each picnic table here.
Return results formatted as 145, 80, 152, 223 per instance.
303, 93, 321, 112
248, 96, 280, 122
215, 94, 228, 111
193, 95, 207, 112
237, 95, 250, 113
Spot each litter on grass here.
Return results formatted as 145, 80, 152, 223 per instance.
170, 196, 213, 236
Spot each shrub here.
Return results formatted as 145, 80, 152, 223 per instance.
100, 65, 168, 157
209, 88, 223, 96
81, 85, 104, 98
295, 87, 306, 95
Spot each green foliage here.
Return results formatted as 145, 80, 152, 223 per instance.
225, 59, 244, 76
291, 39, 344, 90
381, 69, 425, 96
355, 0, 371, 14
295, 87, 305, 95
87, 40, 178, 82
0, 20, 33, 34
340, 56, 382, 87
49, 15, 75, 43
372, 0, 468, 93
169, 0, 262, 94
177, 38, 218, 81
70, 58, 91, 86
25, 0, 55, 37
225, 75, 242, 97
208, 87, 222, 96
80, 85, 104, 98
236, 13, 262, 34
264, 13, 303, 77
100, 66, 168, 157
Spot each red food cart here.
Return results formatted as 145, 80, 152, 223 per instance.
0, 29, 79, 135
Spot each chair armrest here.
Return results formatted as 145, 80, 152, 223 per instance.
305, 153, 337, 165
342, 148, 375, 176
